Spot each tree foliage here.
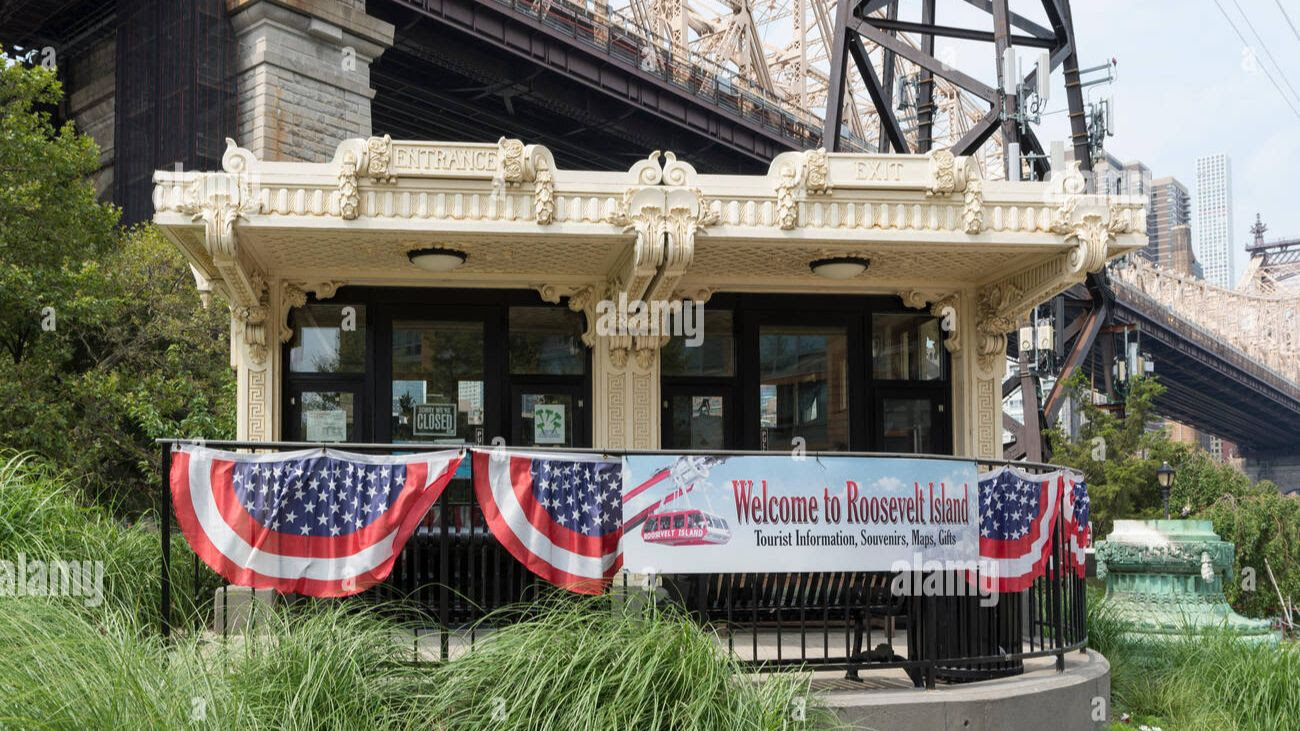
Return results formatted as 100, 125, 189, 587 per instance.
0, 53, 234, 512
1046, 372, 1185, 537
1047, 371, 1297, 618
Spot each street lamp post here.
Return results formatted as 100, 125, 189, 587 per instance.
1156, 461, 1176, 520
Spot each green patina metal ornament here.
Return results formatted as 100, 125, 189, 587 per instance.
1095, 520, 1280, 644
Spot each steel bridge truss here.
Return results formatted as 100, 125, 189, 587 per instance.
822, 0, 1090, 178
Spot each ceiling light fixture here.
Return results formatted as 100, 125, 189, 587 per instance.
809, 256, 870, 280
407, 247, 468, 273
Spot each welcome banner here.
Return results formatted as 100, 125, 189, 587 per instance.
621, 454, 980, 574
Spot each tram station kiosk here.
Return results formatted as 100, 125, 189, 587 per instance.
153, 137, 1144, 457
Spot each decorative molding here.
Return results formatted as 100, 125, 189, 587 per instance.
498, 137, 526, 185
975, 372, 998, 458
246, 368, 270, 441
277, 280, 343, 344
963, 178, 984, 235
805, 148, 831, 195
898, 288, 947, 310
975, 281, 1022, 373
233, 301, 270, 366
672, 285, 715, 304
930, 294, 960, 354
898, 289, 960, 354
926, 149, 964, 197
338, 150, 360, 220
365, 135, 395, 184
279, 284, 308, 344
177, 141, 264, 309
1064, 213, 1113, 276
534, 167, 556, 225
775, 163, 799, 230
496, 137, 557, 225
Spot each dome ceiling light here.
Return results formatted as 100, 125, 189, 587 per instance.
407, 247, 468, 272
809, 256, 870, 280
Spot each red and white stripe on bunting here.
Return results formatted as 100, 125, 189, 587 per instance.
170, 445, 462, 597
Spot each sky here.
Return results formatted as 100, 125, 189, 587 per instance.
729, 0, 1300, 281
933, 0, 1300, 281
1063, 0, 1300, 279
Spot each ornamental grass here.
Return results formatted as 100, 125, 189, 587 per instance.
0, 451, 832, 729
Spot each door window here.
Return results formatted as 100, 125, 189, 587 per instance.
663, 393, 728, 449
880, 397, 935, 454
758, 325, 850, 451
391, 320, 484, 444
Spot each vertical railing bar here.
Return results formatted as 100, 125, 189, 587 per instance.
160, 443, 173, 639
816, 572, 826, 658
1053, 511, 1065, 672
725, 574, 735, 657
439, 485, 451, 661
924, 585, 936, 689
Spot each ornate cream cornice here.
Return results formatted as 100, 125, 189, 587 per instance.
232, 301, 269, 367
898, 288, 962, 354
922, 149, 984, 235
176, 140, 264, 310
278, 281, 345, 344
338, 150, 361, 221
366, 134, 395, 184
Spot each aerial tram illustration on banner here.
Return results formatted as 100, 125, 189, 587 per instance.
638, 455, 733, 546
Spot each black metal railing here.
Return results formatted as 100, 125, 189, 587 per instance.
157, 440, 1087, 688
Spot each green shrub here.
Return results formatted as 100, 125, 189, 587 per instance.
0, 598, 432, 730
0, 595, 835, 730
0, 451, 219, 631
1201, 491, 1300, 620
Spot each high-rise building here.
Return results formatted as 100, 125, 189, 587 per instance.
1195, 154, 1234, 288
1080, 152, 1150, 197
1148, 177, 1191, 267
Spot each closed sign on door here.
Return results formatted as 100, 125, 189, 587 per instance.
413, 403, 457, 437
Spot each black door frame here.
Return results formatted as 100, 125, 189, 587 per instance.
282, 287, 591, 447
659, 292, 952, 453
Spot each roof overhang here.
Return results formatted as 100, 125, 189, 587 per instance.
153, 136, 1146, 317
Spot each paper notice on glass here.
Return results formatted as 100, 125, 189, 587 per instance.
533, 403, 566, 444
304, 410, 347, 442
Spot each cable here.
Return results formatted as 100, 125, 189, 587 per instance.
1274, 0, 1300, 43
1230, 0, 1300, 109
1211, 0, 1300, 120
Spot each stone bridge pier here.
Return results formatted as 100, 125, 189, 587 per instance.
1243, 449, 1300, 496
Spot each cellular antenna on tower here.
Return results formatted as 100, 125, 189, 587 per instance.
819, 0, 1096, 183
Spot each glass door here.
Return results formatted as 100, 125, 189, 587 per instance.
507, 306, 589, 447
754, 323, 853, 451
385, 316, 490, 446
876, 393, 946, 454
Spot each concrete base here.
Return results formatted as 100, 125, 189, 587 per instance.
821, 651, 1110, 731
212, 586, 277, 633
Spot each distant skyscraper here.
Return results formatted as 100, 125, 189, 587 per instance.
1148, 177, 1191, 267
1080, 152, 1150, 197
1195, 154, 1234, 288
